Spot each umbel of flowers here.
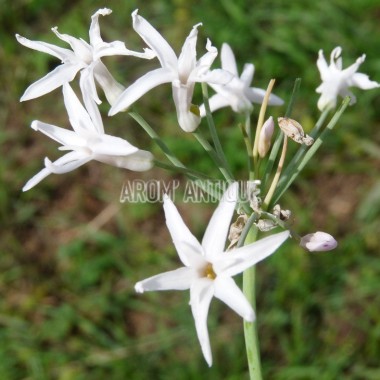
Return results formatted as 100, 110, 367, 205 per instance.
17, 7, 378, 378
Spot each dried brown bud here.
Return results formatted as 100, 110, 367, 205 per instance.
227, 214, 248, 250
278, 117, 314, 146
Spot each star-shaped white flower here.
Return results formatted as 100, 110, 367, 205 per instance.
199, 43, 284, 116
23, 83, 153, 191
16, 8, 155, 108
109, 10, 232, 132
135, 183, 289, 366
316, 46, 379, 111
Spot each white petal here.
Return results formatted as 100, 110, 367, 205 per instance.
178, 23, 201, 80
214, 230, 290, 277
202, 182, 238, 259
15, 33, 75, 62
44, 152, 91, 174
348, 72, 380, 90
330, 46, 342, 69
135, 267, 196, 292
94, 41, 156, 60
171, 83, 201, 132
91, 134, 138, 155
93, 61, 125, 105
190, 278, 215, 367
62, 83, 98, 134
163, 194, 204, 267
245, 87, 284, 106
52, 27, 92, 60
194, 68, 234, 85
80, 63, 101, 105
89, 8, 111, 47
240, 63, 254, 86
199, 94, 231, 117
316, 49, 329, 81
316, 86, 338, 111
109, 68, 175, 115
132, 9, 177, 70
96, 150, 154, 171
214, 276, 255, 321
189, 40, 220, 82
20, 62, 83, 101
31, 120, 86, 147
79, 68, 105, 134
220, 43, 238, 76
22, 167, 51, 192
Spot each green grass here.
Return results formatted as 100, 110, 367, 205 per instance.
1, 0, 380, 378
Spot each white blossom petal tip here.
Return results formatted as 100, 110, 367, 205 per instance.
300, 231, 337, 252
135, 282, 144, 293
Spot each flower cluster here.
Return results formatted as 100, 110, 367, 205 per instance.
17, 7, 378, 371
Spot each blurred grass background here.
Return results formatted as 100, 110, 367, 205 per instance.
1, 0, 380, 379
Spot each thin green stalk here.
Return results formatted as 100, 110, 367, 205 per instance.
153, 160, 212, 180
201, 83, 232, 175
271, 97, 350, 206
129, 111, 185, 169
242, 227, 262, 380
192, 131, 235, 182
239, 120, 254, 180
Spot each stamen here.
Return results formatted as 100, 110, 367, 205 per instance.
203, 263, 216, 280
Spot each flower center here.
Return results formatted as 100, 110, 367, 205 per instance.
203, 263, 216, 280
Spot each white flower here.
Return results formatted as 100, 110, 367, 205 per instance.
316, 46, 380, 111
199, 43, 284, 116
300, 231, 337, 252
23, 83, 153, 191
16, 8, 155, 108
109, 10, 232, 132
135, 182, 289, 366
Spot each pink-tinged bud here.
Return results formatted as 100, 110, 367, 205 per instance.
258, 116, 274, 158
300, 231, 337, 252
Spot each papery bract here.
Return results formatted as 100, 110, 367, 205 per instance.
199, 43, 283, 116
135, 182, 289, 366
23, 83, 153, 191
109, 10, 233, 132
316, 46, 379, 111
16, 8, 155, 110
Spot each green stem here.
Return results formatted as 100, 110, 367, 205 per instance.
242, 227, 262, 380
129, 111, 184, 169
153, 160, 212, 180
239, 119, 254, 180
201, 83, 232, 174
192, 131, 234, 182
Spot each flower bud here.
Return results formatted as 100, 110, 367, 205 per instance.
278, 117, 314, 146
258, 116, 274, 157
300, 231, 337, 252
